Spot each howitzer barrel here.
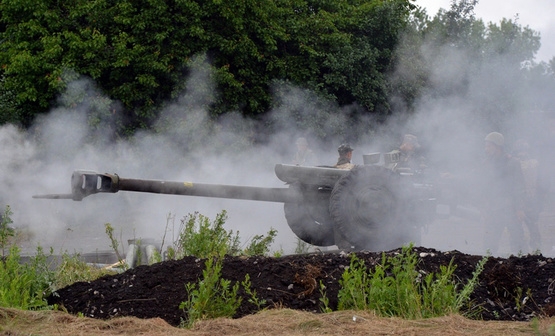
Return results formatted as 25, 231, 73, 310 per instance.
117, 178, 299, 203
66, 170, 299, 203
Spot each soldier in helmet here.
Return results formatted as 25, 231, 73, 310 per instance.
334, 144, 354, 169
386, 134, 427, 173
292, 137, 317, 166
478, 131, 527, 255
512, 138, 544, 253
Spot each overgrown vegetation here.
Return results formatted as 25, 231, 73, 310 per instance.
167, 211, 240, 259
294, 238, 311, 254
0, 205, 494, 329
0, 245, 53, 310
336, 245, 487, 319
166, 211, 277, 260
0, 205, 15, 256
0, 0, 413, 130
54, 253, 114, 290
0, 206, 113, 310
179, 256, 242, 328
179, 256, 267, 329
243, 229, 278, 257
173, 211, 272, 328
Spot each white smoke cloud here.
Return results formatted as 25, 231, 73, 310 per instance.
4, 28, 554, 259
386, 28, 555, 257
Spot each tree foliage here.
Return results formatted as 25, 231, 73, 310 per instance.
389, 0, 550, 120
1, 0, 553, 138
0, 0, 413, 133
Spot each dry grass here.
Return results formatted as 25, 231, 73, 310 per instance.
0, 307, 553, 336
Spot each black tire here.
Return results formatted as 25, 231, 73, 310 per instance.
284, 183, 336, 246
329, 165, 412, 251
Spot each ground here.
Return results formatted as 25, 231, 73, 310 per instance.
47, 246, 555, 327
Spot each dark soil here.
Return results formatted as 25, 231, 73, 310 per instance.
47, 246, 555, 327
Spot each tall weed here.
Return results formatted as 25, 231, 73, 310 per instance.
0, 205, 15, 256
0, 245, 54, 310
169, 211, 240, 259
180, 257, 241, 328
54, 253, 114, 289
167, 211, 278, 259
337, 245, 486, 319
243, 228, 277, 256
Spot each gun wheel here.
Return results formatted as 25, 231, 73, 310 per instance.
284, 183, 336, 247
329, 165, 405, 251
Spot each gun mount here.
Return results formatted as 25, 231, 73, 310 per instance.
34, 154, 440, 251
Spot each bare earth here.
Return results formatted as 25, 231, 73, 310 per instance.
4, 246, 547, 335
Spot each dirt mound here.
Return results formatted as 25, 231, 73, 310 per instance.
47, 247, 555, 327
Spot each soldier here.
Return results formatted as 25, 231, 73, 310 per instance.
512, 139, 544, 252
292, 137, 317, 166
386, 134, 427, 173
478, 132, 527, 255
536, 114, 555, 232
334, 144, 354, 170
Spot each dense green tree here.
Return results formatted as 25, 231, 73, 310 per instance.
390, 0, 543, 121
0, 0, 413, 134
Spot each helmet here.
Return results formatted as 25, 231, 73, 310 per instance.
402, 134, 420, 148
296, 137, 308, 146
338, 143, 353, 154
485, 132, 504, 147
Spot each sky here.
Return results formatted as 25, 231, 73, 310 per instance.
415, 0, 555, 62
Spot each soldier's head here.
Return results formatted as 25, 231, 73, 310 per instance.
400, 134, 420, 153
338, 143, 353, 159
296, 137, 309, 150
484, 132, 504, 157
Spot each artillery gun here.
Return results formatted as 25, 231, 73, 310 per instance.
34, 153, 439, 251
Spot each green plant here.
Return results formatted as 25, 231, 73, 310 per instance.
104, 223, 125, 263
148, 248, 163, 265
0, 245, 55, 310
0, 205, 15, 256
179, 257, 241, 328
272, 248, 284, 258
319, 281, 332, 313
337, 254, 371, 311
241, 274, 266, 310
531, 317, 555, 336
171, 211, 240, 259
159, 212, 175, 259
337, 245, 487, 319
134, 239, 143, 265
294, 238, 311, 254
455, 255, 488, 313
243, 228, 277, 256
54, 253, 113, 290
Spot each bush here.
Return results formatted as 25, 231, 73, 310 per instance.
167, 211, 278, 259
0, 205, 15, 256
54, 253, 114, 290
168, 211, 240, 259
337, 245, 486, 319
0, 245, 54, 310
243, 228, 277, 257
179, 257, 241, 328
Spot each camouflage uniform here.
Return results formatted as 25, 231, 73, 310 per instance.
386, 149, 427, 173
478, 149, 527, 255
386, 134, 427, 173
293, 148, 317, 166
293, 137, 317, 166
334, 161, 355, 170
513, 139, 544, 252
334, 144, 354, 170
